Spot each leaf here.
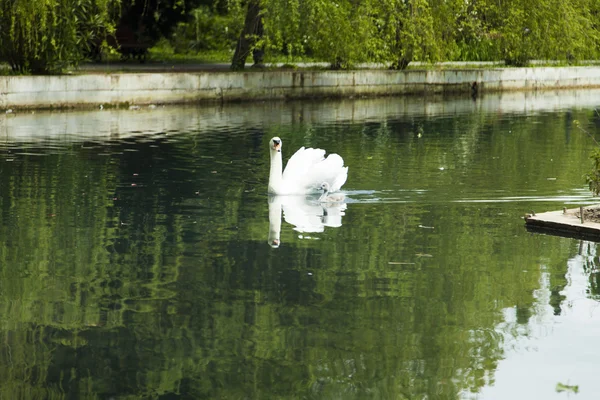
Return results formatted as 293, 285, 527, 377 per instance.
556, 382, 579, 394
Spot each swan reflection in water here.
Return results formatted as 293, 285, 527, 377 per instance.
266, 136, 349, 247
268, 194, 347, 248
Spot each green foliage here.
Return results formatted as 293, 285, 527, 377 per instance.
556, 382, 579, 393
300, 0, 373, 68
261, 0, 370, 67
375, 0, 441, 68
170, 4, 242, 53
0, 0, 120, 73
452, 0, 600, 65
545, 0, 600, 62
452, 0, 502, 61
2, 0, 600, 72
259, 0, 442, 69
497, 3, 535, 65
586, 148, 600, 196
224, 0, 600, 68
118, 0, 213, 46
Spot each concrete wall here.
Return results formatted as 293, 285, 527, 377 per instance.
2, 67, 600, 109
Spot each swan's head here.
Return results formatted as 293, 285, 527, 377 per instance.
270, 137, 282, 153
320, 182, 330, 193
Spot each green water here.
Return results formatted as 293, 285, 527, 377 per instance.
0, 94, 599, 399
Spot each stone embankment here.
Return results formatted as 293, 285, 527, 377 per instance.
2, 66, 600, 109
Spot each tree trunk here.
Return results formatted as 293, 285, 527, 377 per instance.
389, 18, 411, 70
390, 57, 411, 70
231, 0, 264, 70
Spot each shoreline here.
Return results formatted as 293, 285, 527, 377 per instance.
2, 66, 600, 110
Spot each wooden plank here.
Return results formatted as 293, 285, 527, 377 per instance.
525, 205, 600, 241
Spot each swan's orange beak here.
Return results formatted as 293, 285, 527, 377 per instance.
273, 142, 281, 152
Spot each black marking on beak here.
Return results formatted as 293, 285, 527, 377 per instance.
273, 138, 281, 152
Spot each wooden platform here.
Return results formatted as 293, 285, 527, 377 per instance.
525, 206, 600, 241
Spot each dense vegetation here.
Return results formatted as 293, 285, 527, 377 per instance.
235, 0, 600, 68
0, 0, 599, 73
0, 0, 120, 73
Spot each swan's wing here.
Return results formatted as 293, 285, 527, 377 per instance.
283, 147, 348, 193
282, 147, 326, 182
315, 154, 348, 192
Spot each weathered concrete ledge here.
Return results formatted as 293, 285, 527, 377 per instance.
525, 206, 600, 241
2, 67, 600, 109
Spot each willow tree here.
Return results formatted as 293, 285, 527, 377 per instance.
295, 0, 374, 68
499, 0, 599, 65
0, 0, 120, 73
232, 0, 445, 70
449, 0, 503, 61
232, 0, 372, 69
231, 0, 384, 69
364, 0, 442, 69
449, 0, 599, 65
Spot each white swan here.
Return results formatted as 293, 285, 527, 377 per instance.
318, 182, 346, 203
268, 137, 348, 195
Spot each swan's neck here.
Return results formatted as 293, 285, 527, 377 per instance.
269, 150, 283, 194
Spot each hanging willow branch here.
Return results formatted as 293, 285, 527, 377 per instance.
0, 0, 121, 74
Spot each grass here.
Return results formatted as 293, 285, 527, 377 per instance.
5, 39, 600, 73
147, 48, 233, 64
141, 47, 600, 70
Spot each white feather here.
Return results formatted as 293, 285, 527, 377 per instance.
268, 137, 348, 195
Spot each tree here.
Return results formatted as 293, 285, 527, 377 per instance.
231, 0, 446, 70
229, 0, 600, 69
451, 0, 599, 65
118, 0, 210, 46
368, 0, 441, 69
231, 0, 263, 69
450, 0, 502, 61
170, 4, 243, 53
239, 0, 376, 69
0, 0, 121, 73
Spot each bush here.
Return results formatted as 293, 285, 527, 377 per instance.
0, 0, 119, 74
586, 149, 600, 196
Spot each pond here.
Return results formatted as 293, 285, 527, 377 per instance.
0, 91, 600, 399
